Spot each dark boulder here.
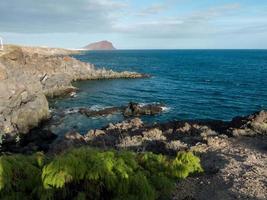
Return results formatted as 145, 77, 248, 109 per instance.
123, 102, 164, 117
79, 107, 122, 117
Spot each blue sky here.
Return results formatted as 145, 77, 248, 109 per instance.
0, 0, 267, 49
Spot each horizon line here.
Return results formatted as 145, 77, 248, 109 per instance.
79, 48, 267, 51
4, 43, 267, 51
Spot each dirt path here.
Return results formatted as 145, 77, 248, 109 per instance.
174, 136, 267, 200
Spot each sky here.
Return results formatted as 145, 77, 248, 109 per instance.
0, 0, 267, 49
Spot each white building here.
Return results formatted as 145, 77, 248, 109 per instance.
0, 36, 3, 51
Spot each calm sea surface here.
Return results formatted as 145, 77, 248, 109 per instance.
49, 50, 267, 135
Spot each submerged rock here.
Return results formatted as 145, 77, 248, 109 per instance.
79, 107, 122, 117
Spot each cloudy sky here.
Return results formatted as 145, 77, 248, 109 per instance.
0, 0, 267, 49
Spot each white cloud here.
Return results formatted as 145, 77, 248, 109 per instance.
136, 4, 169, 16
1, 1, 267, 49
114, 3, 244, 38
0, 0, 127, 33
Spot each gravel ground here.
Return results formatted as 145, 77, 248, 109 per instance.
174, 136, 267, 200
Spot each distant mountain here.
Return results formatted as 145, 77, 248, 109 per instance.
83, 40, 116, 50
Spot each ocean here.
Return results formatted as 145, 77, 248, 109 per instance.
49, 50, 267, 135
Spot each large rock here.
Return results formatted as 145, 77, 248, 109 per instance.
0, 74, 49, 137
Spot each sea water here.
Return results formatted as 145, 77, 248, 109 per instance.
49, 50, 267, 135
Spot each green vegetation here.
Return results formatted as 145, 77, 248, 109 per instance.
0, 147, 203, 200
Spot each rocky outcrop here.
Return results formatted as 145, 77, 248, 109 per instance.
47, 111, 267, 199
0, 45, 147, 138
83, 40, 116, 50
81, 118, 221, 154
0, 63, 49, 137
79, 107, 121, 117
123, 102, 164, 117
229, 110, 267, 136
78, 102, 164, 118
48, 110, 267, 155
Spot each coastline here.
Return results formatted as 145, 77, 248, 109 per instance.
0, 45, 266, 199
0, 45, 148, 139
51, 110, 266, 200
3, 108, 266, 199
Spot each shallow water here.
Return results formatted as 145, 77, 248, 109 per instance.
49, 50, 267, 135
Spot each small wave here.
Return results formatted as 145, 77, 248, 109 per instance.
138, 102, 171, 112
138, 103, 148, 107
49, 108, 56, 113
138, 102, 163, 107
90, 105, 108, 111
64, 108, 80, 114
161, 106, 171, 112
70, 92, 77, 98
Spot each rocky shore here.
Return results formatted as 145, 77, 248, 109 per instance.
1, 105, 266, 199
0, 45, 266, 200
50, 110, 267, 153
50, 110, 266, 200
0, 45, 148, 139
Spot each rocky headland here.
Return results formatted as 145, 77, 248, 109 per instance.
0, 45, 147, 140
83, 40, 116, 50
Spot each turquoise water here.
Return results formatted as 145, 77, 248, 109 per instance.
50, 50, 267, 135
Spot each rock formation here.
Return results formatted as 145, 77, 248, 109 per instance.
83, 40, 116, 50
78, 102, 164, 118
48, 111, 267, 199
50, 110, 267, 155
0, 45, 147, 139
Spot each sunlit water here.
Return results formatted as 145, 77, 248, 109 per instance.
49, 50, 267, 135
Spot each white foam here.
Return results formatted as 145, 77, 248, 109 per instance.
90, 105, 107, 111
161, 106, 171, 112
64, 108, 80, 114
139, 102, 161, 107
138, 102, 171, 112
49, 108, 56, 113
70, 92, 77, 98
